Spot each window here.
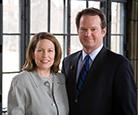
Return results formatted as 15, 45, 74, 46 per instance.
30, 0, 48, 33
2, 0, 126, 112
70, 0, 100, 53
111, 2, 125, 55
2, 0, 20, 110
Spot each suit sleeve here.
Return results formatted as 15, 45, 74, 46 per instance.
8, 77, 26, 115
61, 59, 65, 74
113, 60, 136, 115
61, 58, 68, 78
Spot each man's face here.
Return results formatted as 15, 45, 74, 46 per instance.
78, 15, 106, 53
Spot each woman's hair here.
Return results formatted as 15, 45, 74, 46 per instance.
22, 32, 62, 73
76, 7, 107, 29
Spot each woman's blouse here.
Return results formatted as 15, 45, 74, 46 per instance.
8, 71, 69, 115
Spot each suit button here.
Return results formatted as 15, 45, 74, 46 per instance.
44, 81, 50, 87
75, 99, 78, 103
51, 103, 55, 106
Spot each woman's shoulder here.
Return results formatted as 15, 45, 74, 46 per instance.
54, 72, 64, 76
53, 72, 65, 83
12, 71, 31, 83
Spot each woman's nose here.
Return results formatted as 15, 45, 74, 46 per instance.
42, 51, 48, 57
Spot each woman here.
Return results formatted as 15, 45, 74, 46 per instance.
8, 32, 69, 115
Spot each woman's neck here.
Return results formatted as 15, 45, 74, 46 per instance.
36, 68, 51, 78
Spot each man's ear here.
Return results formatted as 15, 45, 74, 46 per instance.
102, 27, 107, 36
77, 28, 79, 33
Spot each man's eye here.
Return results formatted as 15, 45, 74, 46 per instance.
80, 29, 87, 32
91, 28, 97, 31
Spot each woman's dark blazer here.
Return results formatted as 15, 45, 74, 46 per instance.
62, 46, 136, 115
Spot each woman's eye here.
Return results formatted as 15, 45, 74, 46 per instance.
36, 49, 42, 52
48, 49, 54, 52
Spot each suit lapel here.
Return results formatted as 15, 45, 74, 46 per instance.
70, 51, 81, 83
66, 51, 81, 96
89, 46, 107, 73
79, 47, 108, 94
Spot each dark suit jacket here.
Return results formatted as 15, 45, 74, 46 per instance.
62, 46, 136, 115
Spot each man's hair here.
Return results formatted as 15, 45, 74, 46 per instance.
76, 7, 107, 29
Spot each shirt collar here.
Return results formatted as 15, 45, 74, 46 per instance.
82, 44, 103, 61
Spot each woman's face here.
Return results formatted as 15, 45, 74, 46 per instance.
33, 39, 55, 71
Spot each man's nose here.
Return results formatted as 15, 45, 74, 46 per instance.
84, 29, 91, 36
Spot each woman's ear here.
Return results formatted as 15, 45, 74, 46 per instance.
32, 52, 35, 60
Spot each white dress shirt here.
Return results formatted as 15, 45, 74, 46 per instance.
76, 44, 103, 82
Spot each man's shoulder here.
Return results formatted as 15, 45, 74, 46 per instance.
104, 48, 131, 65
64, 50, 81, 60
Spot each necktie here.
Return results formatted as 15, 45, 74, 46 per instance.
76, 55, 90, 96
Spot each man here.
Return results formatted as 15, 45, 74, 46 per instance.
62, 7, 136, 115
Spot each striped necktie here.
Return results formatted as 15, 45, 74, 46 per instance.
76, 55, 90, 96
